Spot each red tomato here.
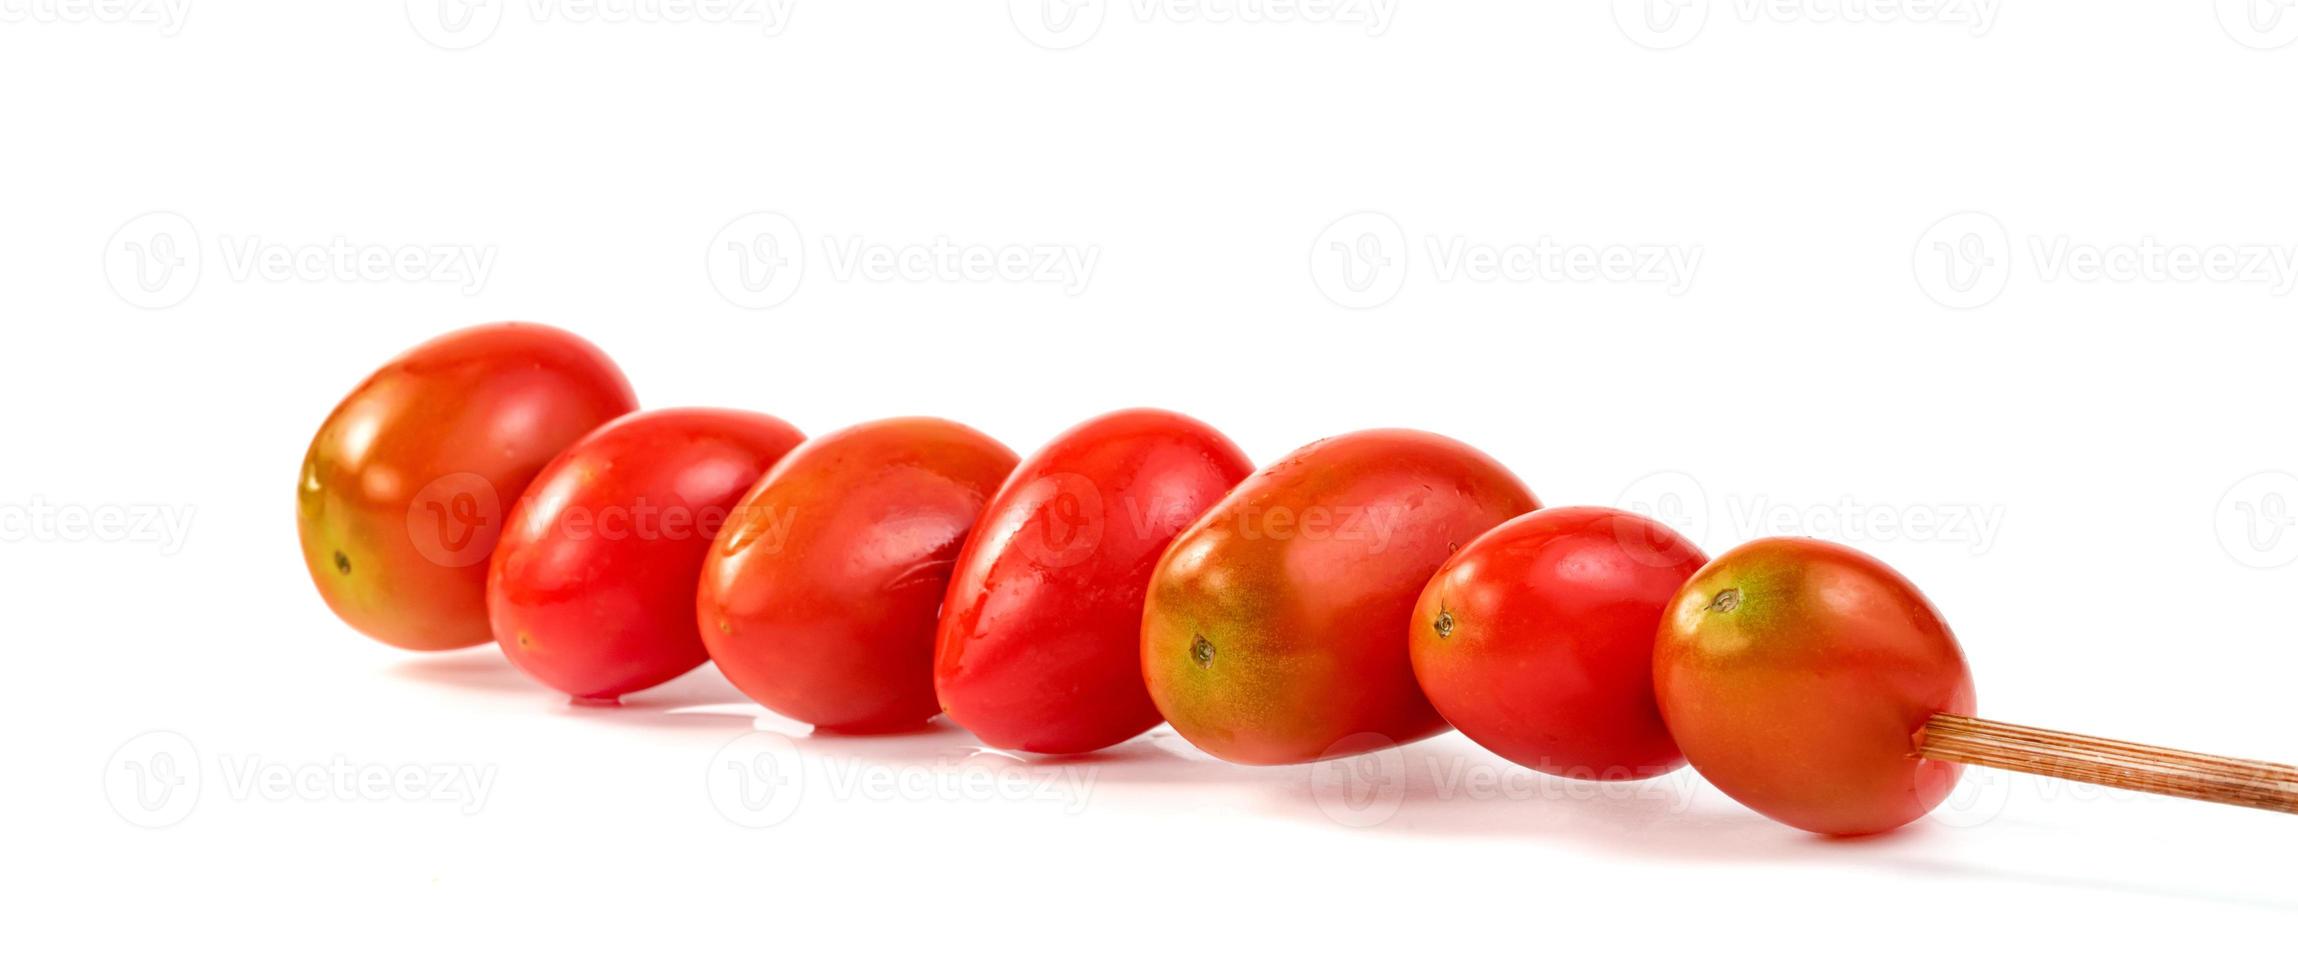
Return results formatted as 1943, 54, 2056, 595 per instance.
935, 409, 1253, 754
1141, 429, 1539, 765
699, 418, 1018, 731
488, 408, 805, 700
1410, 507, 1702, 780
1653, 537, 1977, 835
298, 323, 637, 651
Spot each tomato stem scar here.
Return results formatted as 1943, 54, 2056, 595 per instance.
333, 550, 351, 575
1190, 634, 1215, 668
1433, 609, 1455, 638
1708, 588, 1741, 613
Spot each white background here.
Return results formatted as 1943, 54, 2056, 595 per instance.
6, 1, 2297, 974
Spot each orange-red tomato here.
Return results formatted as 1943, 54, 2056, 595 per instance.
488, 408, 805, 700
1411, 507, 1702, 780
936, 409, 1253, 755
1141, 429, 1538, 765
1653, 537, 1977, 835
298, 323, 637, 651
699, 418, 1018, 732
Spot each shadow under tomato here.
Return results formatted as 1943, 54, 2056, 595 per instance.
392, 651, 776, 733
547, 665, 775, 732
1246, 736, 2297, 911
378, 655, 2296, 911
797, 719, 1007, 767
1245, 735, 2048, 872
386, 648, 532, 694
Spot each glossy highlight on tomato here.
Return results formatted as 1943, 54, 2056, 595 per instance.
936, 409, 1253, 755
298, 322, 638, 651
488, 408, 805, 700
1653, 537, 1977, 836
1411, 507, 1703, 780
1141, 429, 1539, 765
700, 418, 1018, 732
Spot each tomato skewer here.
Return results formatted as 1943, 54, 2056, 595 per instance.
1915, 714, 2298, 815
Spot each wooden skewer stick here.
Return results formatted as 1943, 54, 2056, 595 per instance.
1916, 714, 2298, 815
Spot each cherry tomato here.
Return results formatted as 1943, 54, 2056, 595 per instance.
488, 408, 805, 700
1653, 537, 1977, 835
1410, 507, 1702, 780
298, 323, 637, 651
1141, 429, 1539, 765
699, 418, 1018, 731
936, 409, 1253, 754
